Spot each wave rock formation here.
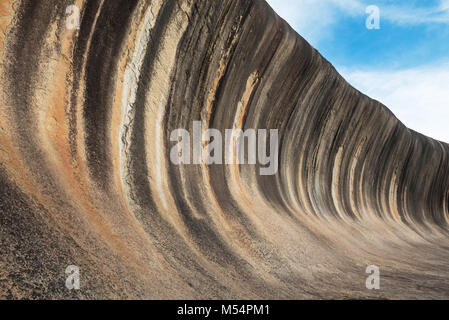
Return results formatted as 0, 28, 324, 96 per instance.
1, 0, 449, 299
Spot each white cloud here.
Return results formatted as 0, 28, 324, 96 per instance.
265, 0, 338, 45
442, 0, 449, 11
265, 0, 367, 45
340, 63, 449, 143
266, 0, 449, 45
266, 1, 449, 143
381, 3, 449, 25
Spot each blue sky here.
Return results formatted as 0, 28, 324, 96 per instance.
267, 0, 449, 143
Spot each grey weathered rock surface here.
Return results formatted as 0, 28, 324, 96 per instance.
0, 0, 449, 299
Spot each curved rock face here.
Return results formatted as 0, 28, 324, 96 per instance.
1, 0, 449, 299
